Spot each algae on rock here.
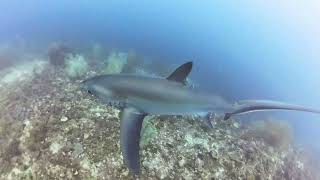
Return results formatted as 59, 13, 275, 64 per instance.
64, 54, 89, 78
140, 116, 157, 147
0, 59, 47, 86
104, 51, 128, 74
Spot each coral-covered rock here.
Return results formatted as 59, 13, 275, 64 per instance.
47, 43, 73, 66
0, 61, 319, 180
241, 119, 293, 149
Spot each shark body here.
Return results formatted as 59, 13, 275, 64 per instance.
80, 62, 320, 174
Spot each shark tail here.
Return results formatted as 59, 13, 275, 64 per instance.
224, 100, 320, 120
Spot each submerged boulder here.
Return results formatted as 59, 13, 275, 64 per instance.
47, 43, 73, 66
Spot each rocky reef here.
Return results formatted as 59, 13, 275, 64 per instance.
0, 50, 319, 180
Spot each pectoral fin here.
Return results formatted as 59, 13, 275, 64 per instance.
120, 107, 146, 174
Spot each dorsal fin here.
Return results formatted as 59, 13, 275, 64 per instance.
167, 61, 193, 84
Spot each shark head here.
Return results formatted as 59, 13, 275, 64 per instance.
80, 75, 124, 107
80, 78, 93, 94
81, 75, 111, 94
80, 61, 194, 103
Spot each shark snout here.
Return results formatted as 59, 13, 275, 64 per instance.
79, 80, 93, 95
79, 81, 87, 91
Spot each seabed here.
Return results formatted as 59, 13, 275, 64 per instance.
0, 44, 319, 179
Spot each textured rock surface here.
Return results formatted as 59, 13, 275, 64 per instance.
0, 62, 319, 180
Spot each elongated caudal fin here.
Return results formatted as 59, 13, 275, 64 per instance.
224, 100, 320, 120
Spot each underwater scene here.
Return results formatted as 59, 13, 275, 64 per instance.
1, 1, 320, 179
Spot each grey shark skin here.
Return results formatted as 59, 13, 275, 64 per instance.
80, 61, 320, 174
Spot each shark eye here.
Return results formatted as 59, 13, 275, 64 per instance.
87, 90, 92, 94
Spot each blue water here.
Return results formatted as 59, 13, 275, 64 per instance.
1, 1, 320, 151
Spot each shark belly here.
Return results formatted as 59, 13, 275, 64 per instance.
127, 97, 213, 115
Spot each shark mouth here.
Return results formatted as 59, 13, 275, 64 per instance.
105, 100, 127, 108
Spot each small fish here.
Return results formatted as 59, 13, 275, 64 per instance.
80, 61, 320, 174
